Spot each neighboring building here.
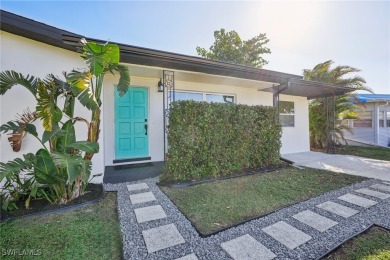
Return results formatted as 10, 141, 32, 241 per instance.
344, 94, 390, 147
0, 10, 350, 183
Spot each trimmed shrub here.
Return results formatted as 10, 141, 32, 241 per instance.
162, 101, 282, 182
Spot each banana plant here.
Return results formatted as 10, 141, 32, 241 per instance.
68, 39, 130, 160
0, 39, 129, 208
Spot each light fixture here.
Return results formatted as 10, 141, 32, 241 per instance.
157, 78, 164, 92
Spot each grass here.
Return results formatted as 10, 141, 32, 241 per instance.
335, 145, 390, 161
326, 226, 390, 260
0, 193, 122, 260
161, 168, 366, 235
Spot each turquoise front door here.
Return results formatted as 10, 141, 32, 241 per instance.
115, 87, 149, 159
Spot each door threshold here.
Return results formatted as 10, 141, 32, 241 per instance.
113, 157, 151, 164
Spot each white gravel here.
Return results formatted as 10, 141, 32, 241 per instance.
104, 178, 390, 260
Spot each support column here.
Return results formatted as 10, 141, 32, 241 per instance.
374, 102, 379, 144
163, 70, 175, 161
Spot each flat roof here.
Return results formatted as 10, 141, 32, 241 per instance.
357, 94, 390, 103
261, 79, 354, 99
0, 9, 354, 99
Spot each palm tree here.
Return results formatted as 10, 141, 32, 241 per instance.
303, 60, 373, 149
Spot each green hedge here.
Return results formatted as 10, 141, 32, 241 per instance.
161, 101, 282, 182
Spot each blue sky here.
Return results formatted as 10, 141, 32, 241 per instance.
1, 1, 389, 94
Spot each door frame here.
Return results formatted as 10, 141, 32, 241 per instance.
113, 86, 150, 162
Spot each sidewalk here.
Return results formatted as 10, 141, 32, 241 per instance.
283, 151, 390, 182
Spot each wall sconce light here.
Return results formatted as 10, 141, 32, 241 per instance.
157, 79, 164, 92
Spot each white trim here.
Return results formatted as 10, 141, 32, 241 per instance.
279, 100, 295, 127
171, 89, 236, 103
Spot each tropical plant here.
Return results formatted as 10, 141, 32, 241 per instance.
196, 29, 271, 68
303, 60, 373, 149
0, 39, 130, 209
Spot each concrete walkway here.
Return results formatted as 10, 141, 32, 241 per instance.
282, 151, 390, 182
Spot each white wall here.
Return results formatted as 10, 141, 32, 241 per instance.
102, 75, 310, 166
103, 75, 165, 166
344, 102, 390, 147
0, 31, 105, 183
2, 30, 311, 184
279, 94, 310, 154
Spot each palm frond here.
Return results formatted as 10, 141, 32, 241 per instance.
0, 70, 40, 96
114, 64, 131, 96
66, 70, 99, 111
0, 153, 36, 180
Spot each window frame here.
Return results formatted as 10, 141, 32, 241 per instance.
353, 111, 373, 128
387, 111, 390, 128
279, 100, 295, 127
379, 111, 385, 128
169, 90, 236, 104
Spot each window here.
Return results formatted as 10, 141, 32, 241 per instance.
387, 112, 390, 127
170, 91, 235, 104
174, 92, 203, 102
206, 94, 234, 103
279, 101, 294, 127
379, 111, 384, 127
353, 111, 372, 127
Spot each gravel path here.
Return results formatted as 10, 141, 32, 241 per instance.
104, 178, 390, 260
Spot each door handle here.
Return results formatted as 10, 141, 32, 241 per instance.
144, 119, 148, 136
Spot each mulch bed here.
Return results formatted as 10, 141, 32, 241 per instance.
0, 184, 103, 220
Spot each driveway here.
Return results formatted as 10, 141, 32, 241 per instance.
282, 151, 390, 182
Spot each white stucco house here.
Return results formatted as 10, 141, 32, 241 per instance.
0, 10, 351, 183
343, 94, 390, 147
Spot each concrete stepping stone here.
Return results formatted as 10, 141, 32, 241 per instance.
338, 193, 377, 208
175, 253, 198, 260
355, 188, 390, 199
142, 223, 185, 253
292, 210, 338, 232
316, 201, 359, 218
129, 191, 156, 204
134, 205, 167, 223
127, 183, 149, 192
262, 221, 312, 250
221, 234, 276, 260
371, 184, 390, 193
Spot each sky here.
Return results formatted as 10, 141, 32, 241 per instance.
1, 1, 389, 94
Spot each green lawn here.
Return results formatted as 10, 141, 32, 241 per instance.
335, 145, 390, 161
326, 226, 390, 260
161, 168, 366, 235
0, 193, 122, 260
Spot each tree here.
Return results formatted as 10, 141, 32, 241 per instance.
303, 60, 373, 149
196, 29, 271, 68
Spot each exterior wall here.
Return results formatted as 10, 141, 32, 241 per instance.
0, 31, 105, 183
344, 102, 390, 147
102, 78, 310, 166
103, 75, 164, 166
2, 30, 311, 184
279, 94, 310, 154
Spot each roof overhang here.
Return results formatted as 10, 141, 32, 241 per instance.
260, 78, 354, 99
1, 10, 352, 99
